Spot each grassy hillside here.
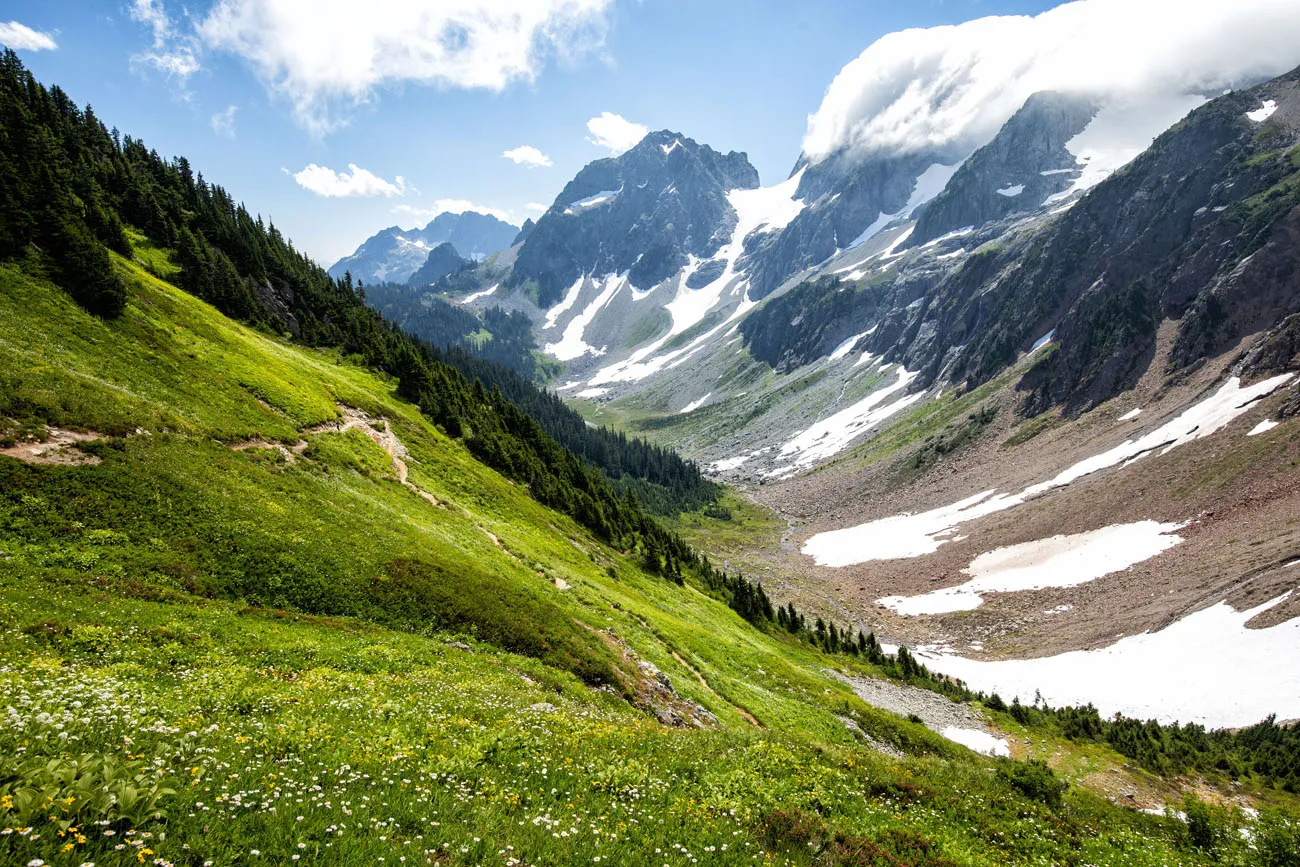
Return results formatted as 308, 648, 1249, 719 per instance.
3, 253, 1296, 866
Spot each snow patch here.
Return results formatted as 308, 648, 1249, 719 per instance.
995, 184, 1025, 197
1117, 407, 1142, 421
941, 727, 1010, 757
878, 521, 1185, 616
460, 283, 498, 304
829, 331, 870, 361
679, 393, 711, 414
1248, 419, 1278, 436
849, 163, 959, 249
710, 453, 752, 473
1246, 99, 1278, 122
803, 374, 1294, 566
769, 366, 923, 477
543, 273, 624, 361
544, 276, 587, 330
1030, 329, 1055, 352
916, 592, 1300, 728
1048, 94, 1206, 202
564, 188, 621, 215
576, 387, 609, 398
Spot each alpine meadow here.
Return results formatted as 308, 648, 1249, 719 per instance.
4, 1, 1300, 866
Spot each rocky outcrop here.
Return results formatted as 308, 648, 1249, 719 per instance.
407, 242, 468, 287
907, 91, 1097, 247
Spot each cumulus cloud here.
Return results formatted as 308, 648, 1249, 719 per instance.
586, 112, 648, 155
392, 200, 513, 223
502, 145, 553, 167
292, 163, 407, 198
198, 0, 613, 135
524, 202, 548, 212
0, 21, 58, 51
802, 0, 1300, 161
211, 105, 238, 137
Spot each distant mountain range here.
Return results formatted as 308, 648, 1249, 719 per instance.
328, 210, 517, 285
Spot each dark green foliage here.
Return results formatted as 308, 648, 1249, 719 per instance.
739, 274, 885, 371
1182, 795, 1219, 852
0, 53, 126, 317
47, 211, 127, 317
434, 346, 720, 516
997, 760, 1067, 809
1255, 806, 1300, 867
374, 559, 618, 686
760, 808, 959, 867
905, 404, 998, 475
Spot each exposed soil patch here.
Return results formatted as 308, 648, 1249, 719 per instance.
1, 427, 105, 466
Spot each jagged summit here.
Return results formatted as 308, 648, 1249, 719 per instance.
905, 91, 1099, 247
329, 210, 518, 285
509, 131, 759, 305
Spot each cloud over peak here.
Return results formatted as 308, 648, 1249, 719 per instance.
802, 0, 1300, 162
292, 163, 406, 198
586, 112, 648, 155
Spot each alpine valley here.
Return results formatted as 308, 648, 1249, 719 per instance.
4, 3, 1300, 867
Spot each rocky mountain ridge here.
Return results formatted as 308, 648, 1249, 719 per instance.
328, 210, 518, 285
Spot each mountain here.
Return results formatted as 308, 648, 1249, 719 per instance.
905, 91, 1099, 247
15, 49, 1292, 867
328, 210, 518, 284
510, 129, 760, 305
406, 240, 467, 287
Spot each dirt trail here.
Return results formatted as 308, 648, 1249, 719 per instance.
1, 427, 106, 466
229, 404, 446, 508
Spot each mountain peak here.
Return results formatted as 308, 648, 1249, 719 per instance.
509, 132, 759, 303
329, 211, 518, 284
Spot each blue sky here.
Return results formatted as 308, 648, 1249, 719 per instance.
3, 0, 1062, 264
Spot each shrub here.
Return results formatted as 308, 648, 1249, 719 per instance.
997, 759, 1067, 809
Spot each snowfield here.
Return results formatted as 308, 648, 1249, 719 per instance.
916, 591, 1300, 728
803, 374, 1293, 566
768, 365, 923, 478
941, 726, 1010, 757
878, 521, 1185, 616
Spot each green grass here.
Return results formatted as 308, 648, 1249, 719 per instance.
0, 254, 1284, 865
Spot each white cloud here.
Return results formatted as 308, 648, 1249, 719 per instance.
129, 0, 172, 43
502, 145, 553, 167
525, 202, 548, 212
198, 0, 613, 135
393, 200, 513, 223
128, 0, 201, 84
586, 111, 648, 155
0, 21, 58, 51
211, 105, 238, 137
293, 163, 407, 198
802, 0, 1300, 161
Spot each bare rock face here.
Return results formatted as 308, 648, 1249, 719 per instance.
907, 91, 1098, 247
508, 130, 759, 307
329, 211, 518, 285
